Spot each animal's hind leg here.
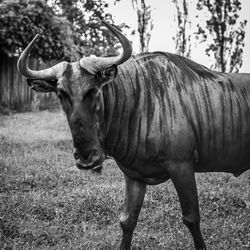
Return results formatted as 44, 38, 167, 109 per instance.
119, 174, 146, 250
167, 162, 206, 250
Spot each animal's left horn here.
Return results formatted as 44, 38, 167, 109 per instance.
17, 34, 58, 80
80, 21, 132, 74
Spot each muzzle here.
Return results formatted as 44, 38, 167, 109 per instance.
74, 148, 104, 171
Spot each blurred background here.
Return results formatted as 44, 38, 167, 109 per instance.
0, 0, 249, 113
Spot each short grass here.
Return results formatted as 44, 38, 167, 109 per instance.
0, 110, 250, 250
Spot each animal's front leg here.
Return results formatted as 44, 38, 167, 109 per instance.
119, 175, 146, 250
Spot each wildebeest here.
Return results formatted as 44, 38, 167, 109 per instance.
17, 22, 250, 249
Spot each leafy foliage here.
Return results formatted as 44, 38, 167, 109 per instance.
0, 0, 124, 61
196, 0, 247, 72
172, 0, 191, 58
0, 0, 81, 61
50, 0, 127, 56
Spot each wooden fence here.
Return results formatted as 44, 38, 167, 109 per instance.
0, 53, 58, 111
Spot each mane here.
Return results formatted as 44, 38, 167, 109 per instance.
134, 52, 218, 81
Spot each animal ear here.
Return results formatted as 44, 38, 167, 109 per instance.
27, 79, 57, 92
95, 64, 117, 87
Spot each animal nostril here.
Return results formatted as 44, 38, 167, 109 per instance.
73, 148, 84, 160
92, 149, 100, 156
73, 151, 80, 160
73, 148, 100, 161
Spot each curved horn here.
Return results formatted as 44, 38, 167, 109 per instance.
17, 34, 57, 80
80, 21, 132, 74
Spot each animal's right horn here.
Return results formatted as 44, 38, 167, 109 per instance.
80, 21, 132, 74
17, 34, 58, 80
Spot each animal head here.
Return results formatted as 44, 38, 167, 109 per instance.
17, 22, 132, 170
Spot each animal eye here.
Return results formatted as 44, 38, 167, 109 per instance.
57, 89, 63, 98
57, 89, 68, 99
83, 88, 96, 101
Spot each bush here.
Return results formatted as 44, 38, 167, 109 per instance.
0, 0, 82, 61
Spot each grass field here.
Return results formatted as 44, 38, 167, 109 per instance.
0, 110, 250, 250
